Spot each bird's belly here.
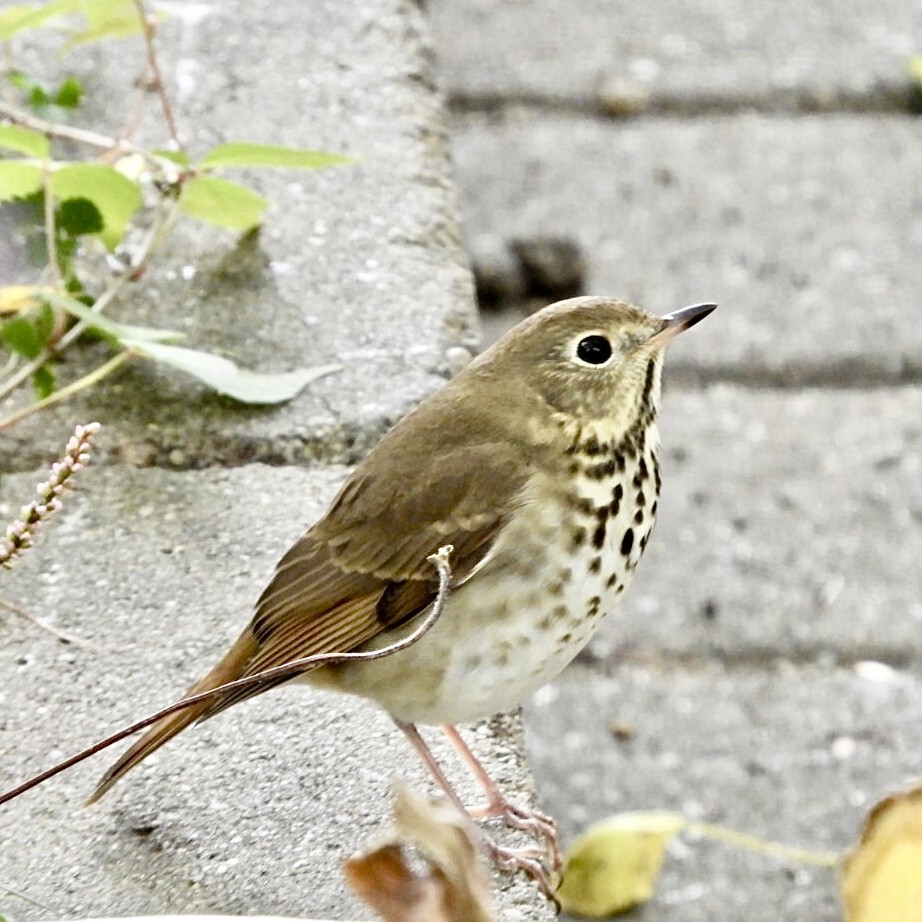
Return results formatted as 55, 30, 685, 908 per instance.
318, 462, 657, 725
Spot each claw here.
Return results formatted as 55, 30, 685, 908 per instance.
468, 795, 562, 872
485, 839, 561, 910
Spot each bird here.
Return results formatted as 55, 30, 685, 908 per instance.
88, 295, 715, 894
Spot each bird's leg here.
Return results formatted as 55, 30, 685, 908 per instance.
395, 720, 559, 904
440, 723, 561, 871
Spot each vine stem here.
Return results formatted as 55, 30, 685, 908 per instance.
689, 821, 840, 868
0, 548, 454, 807
131, 0, 183, 152
0, 99, 129, 154
0, 351, 133, 432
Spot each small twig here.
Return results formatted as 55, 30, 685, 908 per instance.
0, 547, 454, 807
0, 422, 102, 568
0, 352, 131, 432
0, 99, 129, 154
0, 597, 96, 648
41, 158, 62, 288
131, 0, 183, 151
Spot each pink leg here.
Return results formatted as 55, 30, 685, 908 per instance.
440, 723, 561, 871
396, 720, 559, 904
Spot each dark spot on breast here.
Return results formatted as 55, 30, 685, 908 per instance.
571, 495, 593, 515
587, 595, 601, 615
651, 500, 658, 516
559, 631, 573, 644
613, 484, 624, 500
638, 456, 649, 480
606, 572, 619, 589
592, 522, 607, 549
585, 458, 617, 480
551, 604, 568, 622
592, 522, 605, 551
589, 555, 602, 574
621, 528, 634, 556
570, 527, 587, 550
634, 508, 644, 525
609, 496, 621, 516
636, 490, 646, 506
617, 455, 627, 473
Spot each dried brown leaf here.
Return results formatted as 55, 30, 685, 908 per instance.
344, 783, 495, 922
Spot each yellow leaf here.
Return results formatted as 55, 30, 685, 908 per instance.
842, 785, 922, 922
557, 811, 687, 917
0, 286, 61, 316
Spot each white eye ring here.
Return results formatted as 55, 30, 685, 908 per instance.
572, 333, 614, 366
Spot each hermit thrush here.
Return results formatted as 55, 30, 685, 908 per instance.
88, 295, 714, 892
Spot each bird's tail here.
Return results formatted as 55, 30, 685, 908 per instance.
86, 630, 258, 804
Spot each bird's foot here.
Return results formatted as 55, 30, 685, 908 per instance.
469, 796, 562, 872
483, 837, 561, 909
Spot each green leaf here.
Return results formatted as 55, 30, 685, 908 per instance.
0, 125, 49, 159
33, 300, 55, 341
0, 0, 81, 42
557, 812, 687, 917
62, 11, 142, 46
53, 76, 83, 108
0, 161, 43, 203
27, 84, 52, 110
1, 316, 44, 359
58, 197, 104, 236
124, 339, 341, 404
178, 175, 267, 230
32, 363, 55, 399
199, 142, 350, 171
51, 163, 141, 249
47, 291, 184, 345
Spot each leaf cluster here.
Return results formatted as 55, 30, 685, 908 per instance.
0, 0, 350, 425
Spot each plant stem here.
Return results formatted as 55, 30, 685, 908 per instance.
42, 160, 62, 288
0, 99, 127, 154
689, 821, 840, 868
0, 196, 180, 406
131, 0, 183, 152
0, 351, 133, 432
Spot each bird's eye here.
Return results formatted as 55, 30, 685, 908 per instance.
575, 335, 613, 365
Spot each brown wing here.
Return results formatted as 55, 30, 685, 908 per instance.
231, 439, 530, 698
89, 437, 528, 801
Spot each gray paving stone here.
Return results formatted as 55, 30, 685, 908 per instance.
584, 383, 922, 664
1, 0, 476, 470
428, 0, 922, 108
524, 659, 921, 921
448, 112, 922, 383
0, 465, 552, 921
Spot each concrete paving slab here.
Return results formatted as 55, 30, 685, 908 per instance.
580, 383, 922, 664
524, 660, 922, 921
448, 111, 922, 384
1, 0, 476, 470
0, 465, 552, 921
428, 0, 922, 110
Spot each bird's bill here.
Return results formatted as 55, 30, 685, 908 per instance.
650, 302, 717, 345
